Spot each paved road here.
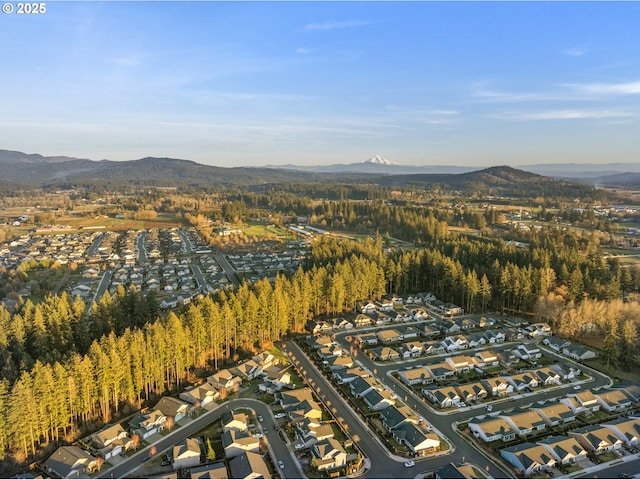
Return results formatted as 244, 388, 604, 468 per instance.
215, 252, 240, 288
136, 232, 147, 263
191, 264, 209, 292
576, 456, 640, 479
86, 232, 106, 257
100, 398, 301, 479
89, 270, 112, 308
178, 229, 194, 255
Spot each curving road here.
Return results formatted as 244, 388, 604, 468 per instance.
99, 398, 301, 479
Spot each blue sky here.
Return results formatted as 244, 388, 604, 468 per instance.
1, 1, 639, 167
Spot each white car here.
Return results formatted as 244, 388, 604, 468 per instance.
278, 460, 285, 469
253, 433, 264, 438
274, 413, 287, 419
295, 443, 306, 449
404, 461, 415, 468
573, 385, 581, 390
486, 405, 493, 412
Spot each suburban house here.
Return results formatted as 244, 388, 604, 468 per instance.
595, 388, 635, 412
399, 366, 433, 386
330, 317, 353, 330
440, 302, 464, 316
222, 430, 261, 458
378, 404, 420, 432
543, 336, 570, 352
483, 329, 506, 344
415, 322, 440, 337
422, 341, 446, 355
445, 355, 476, 372
333, 366, 370, 384
233, 359, 263, 380
173, 437, 202, 469
536, 435, 588, 465
602, 418, 640, 447
294, 418, 335, 445
356, 301, 377, 314
260, 365, 292, 392
44, 446, 98, 478
422, 386, 461, 408
287, 398, 324, 423
499, 408, 547, 436
468, 416, 516, 443
307, 320, 334, 335
377, 329, 402, 344
400, 341, 424, 358
392, 422, 440, 456
89, 423, 133, 460
500, 442, 557, 476
376, 298, 395, 311
369, 346, 400, 362
325, 354, 355, 372
532, 401, 577, 427
562, 391, 601, 414
426, 362, 456, 381
455, 382, 488, 403
349, 376, 381, 398
180, 383, 219, 407
532, 367, 562, 386
129, 409, 167, 439
207, 369, 242, 392
475, 350, 500, 367
308, 335, 333, 350
155, 396, 190, 423
191, 462, 229, 480
516, 343, 542, 360
353, 314, 373, 328
354, 332, 378, 346
279, 387, 315, 409
508, 372, 540, 391
524, 323, 552, 338
562, 344, 597, 361
229, 451, 272, 479
222, 411, 249, 433
363, 388, 396, 411
312, 438, 348, 472
442, 335, 468, 352
569, 425, 624, 454
435, 462, 479, 479
396, 325, 421, 340
466, 333, 487, 349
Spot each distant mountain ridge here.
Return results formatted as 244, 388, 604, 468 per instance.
0, 149, 608, 198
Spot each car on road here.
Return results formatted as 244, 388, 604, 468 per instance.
618, 473, 629, 478
278, 460, 285, 469
573, 385, 581, 390
295, 443, 306, 449
274, 413, 286, 419
263, 428, 268, 433
404, 461, 415, 468
257, 415, 264, 422
486, 405, 493, 412
253, 433, 264, 438
141, 456, 151, 463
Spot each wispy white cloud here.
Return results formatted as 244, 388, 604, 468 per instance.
562, 46, 588, 57
565, 81, 640, 95
295, 48, 310, 54
495, 109, 633, 121
304, 19, 374, 31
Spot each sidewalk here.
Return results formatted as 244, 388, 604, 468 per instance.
560, 451, 640, 479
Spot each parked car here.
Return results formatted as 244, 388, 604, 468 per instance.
257, 415, 264, 422
486, 405, 493, 412
404, 461, 415, 468
618, 473, 629, 478
253, 433, 264, 438
278, 460, 285, 469
274, 413, 286, 419
573, 385, 581, 390
295, 443, 305, 449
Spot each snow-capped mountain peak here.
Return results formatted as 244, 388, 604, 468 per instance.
364, 155, 397, 166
